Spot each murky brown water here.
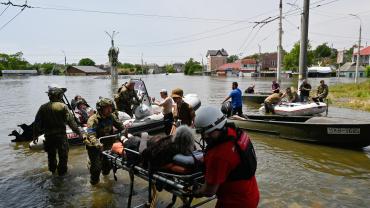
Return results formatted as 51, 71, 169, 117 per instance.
1, 74, 370, 207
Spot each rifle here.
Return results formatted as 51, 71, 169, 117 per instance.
63, 94, 79, 124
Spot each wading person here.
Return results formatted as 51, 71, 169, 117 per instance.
299, 79, 312, 102
171, 88, 195, 127
84, 98, 125, 185
222, 82, 243, 117
153, 89, 174, 135
193, 106, 259, 208
33, 84, 82, 176
114, 79, 141, 117
312, 80, 329, 102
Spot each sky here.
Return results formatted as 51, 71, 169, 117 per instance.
1, 0, 370, 65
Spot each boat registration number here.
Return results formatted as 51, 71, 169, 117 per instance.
327, 128, 360, 135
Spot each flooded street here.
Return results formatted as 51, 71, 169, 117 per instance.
1, 74, 370, 207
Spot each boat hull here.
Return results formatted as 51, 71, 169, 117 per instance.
242, 92, 270, 104
230, 115, 370, 148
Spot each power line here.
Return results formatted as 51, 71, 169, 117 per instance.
0, 4, 10, 16
0, 7, 25, 31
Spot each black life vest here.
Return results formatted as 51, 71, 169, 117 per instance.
206, 123, 257, 181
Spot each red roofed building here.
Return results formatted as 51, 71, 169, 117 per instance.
352, 46, 370, 66
216, 61, 241, 76
240, 58, 258, 72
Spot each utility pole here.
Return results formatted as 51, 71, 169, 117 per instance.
141, 53, 144, 75
277, 0, 283, 84
350, 14, 362, 84
298, 0, 310, 89
61, 50, 67, 71
258, 44, 262, 74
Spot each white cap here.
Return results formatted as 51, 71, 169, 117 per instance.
160, 89, 167, 93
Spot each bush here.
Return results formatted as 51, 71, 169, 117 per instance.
365, 66, 370, 77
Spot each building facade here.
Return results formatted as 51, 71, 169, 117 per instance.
206, 49, 228, 72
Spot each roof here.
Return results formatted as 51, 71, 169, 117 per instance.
308, 66, 332, 73
353, 46, 370, 56
241, 58, 257, 65
339, 62, 365, 72
217, 62, 241, 71
2, 70, 38, 74
206, 48, 228, 57
69, 66, 107, 73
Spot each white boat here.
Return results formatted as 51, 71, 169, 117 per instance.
259, 102, 327, 116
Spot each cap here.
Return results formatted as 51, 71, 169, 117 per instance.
160, 89, 167, 93
46, 84, 67, 93
171, 88, 184, 98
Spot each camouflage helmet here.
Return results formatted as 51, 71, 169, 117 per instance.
96, 98, 114, 111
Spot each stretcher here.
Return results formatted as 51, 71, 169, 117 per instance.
99, 135, 215, 208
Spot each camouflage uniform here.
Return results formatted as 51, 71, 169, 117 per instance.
33, 86, 81, 176
115, 85, 140, 117
84, 98, 124, 184
316, 84, 329, 101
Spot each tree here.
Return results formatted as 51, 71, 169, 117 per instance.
165, 64, 176, 73
184, 58, 202, 75
366, 66, 370, 78
314, 43, 332, 59
78, 58, 95, 66
227, 55, 239, 63
283, 41, 314, 71
0, 52, 30, 70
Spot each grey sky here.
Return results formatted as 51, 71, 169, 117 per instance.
1, 0, 369, 65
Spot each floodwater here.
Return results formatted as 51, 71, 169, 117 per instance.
0, 74, 369, 207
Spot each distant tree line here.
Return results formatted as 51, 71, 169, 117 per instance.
226, 41, 357, 72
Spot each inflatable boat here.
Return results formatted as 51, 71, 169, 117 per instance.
27, 79, 201, 150
259, 102, 327, 116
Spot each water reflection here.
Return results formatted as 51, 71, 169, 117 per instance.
251, 132, 370, 179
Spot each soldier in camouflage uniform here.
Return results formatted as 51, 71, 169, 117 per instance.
114, 80, 140, 117
84, 98, 124, 185
312, 80, 329, 102
32, 84, 82, 176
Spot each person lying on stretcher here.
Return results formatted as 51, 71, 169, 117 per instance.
110, 125, 204, 174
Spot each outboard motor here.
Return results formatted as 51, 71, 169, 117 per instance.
221, 101, 232, 118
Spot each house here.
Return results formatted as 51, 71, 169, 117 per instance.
216, 62, 241, 76
206, 48, 228, 72
1, 70, 38, 76
261, 52, 277, 70
65, 66, 109, 76
147, 64, 162, 74
352, 46, 370, 66
240, 58, 259, 77
338, 62, 365, 78
173, 63, 184, 73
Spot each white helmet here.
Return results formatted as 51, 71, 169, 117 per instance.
195, 106, 227, 134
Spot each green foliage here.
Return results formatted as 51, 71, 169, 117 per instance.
283, 41, 314, 71
0, 52, 30, 70
184, 58, 202, 75
227, 55, 239, 63
78, 58, 95, 66
365, 66, 370, 78
165, 64, 176, 73
314, 43, 332, 59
